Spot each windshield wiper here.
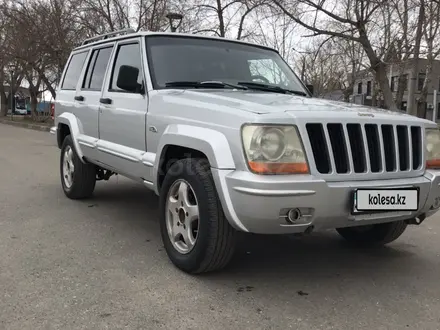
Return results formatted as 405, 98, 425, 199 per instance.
237, 82, 307, 96
165, 80, 248, 90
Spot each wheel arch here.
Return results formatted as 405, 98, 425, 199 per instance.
153, 124, 236, 194
56, 112, 86, 162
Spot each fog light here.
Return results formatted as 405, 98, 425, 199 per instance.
280, 208, 314, 225
287, 208, 301, 223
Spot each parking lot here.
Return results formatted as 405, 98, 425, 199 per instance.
1, 123, 440, 329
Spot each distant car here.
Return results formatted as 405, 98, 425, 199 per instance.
14, 105, 27, 115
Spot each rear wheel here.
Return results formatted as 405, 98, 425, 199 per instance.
60, 135, 96, 199
159, 158, 237, 274
336, 221, 407, 246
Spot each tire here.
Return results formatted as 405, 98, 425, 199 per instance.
336, 221, 407, 246
60, 135, 96, 199
159, 158, 237, 274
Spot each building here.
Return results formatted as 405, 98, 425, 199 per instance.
350, 58, 440, 121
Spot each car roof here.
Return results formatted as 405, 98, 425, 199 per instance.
72, 31, 279, 53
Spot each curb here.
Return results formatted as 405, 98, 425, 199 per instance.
0, 119, 51, 132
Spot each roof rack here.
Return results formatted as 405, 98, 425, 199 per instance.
81, 28, 136, 46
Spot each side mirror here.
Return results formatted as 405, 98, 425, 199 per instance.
116, 65, 143, 93
306, 84, 314, 96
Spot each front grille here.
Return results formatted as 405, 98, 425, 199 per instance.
305, 123, 423, 175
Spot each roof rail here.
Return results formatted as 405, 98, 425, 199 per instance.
81, 28, 136, 46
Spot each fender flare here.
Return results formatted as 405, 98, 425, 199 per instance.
56, 112, 86, 162
153, 124, 236, 190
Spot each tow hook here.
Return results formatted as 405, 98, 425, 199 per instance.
406, 214, 426, 225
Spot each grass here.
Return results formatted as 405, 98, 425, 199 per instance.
1, 114, 54, 127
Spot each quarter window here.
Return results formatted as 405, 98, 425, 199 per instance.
61, 51, 88, 90
83, 47, 113, 90
110, 43, 143, 93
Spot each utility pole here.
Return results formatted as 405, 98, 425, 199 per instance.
301, 58, 305, 82
407, 1, 425, 116
10, 68, 14, 121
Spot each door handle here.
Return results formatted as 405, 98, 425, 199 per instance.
100, 98, 112, 105
74, 95, 84, 102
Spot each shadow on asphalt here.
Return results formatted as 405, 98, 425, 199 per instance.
74, 180, 423, 287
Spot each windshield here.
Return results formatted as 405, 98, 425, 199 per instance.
16, 99, 26, 109
145, 36, 307, 93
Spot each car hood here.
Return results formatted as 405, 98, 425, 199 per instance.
165, 89, 417, 118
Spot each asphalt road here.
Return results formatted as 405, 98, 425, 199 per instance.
1, 123, 440, 330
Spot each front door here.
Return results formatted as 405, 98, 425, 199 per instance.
97, 38, 148, 180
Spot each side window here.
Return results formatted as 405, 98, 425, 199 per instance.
82, 46, 113, 91
110, 43, 143, 93
61, 51, 88, 90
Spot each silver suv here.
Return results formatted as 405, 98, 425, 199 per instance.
51, 29, 440, 274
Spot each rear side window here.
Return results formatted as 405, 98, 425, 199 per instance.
82, 46, 113, 91
61, 51, 88, 90
110, 43, 143, 93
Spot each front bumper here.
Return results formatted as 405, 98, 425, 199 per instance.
212, 169, 440, 234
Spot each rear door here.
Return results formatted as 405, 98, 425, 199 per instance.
75, 43, 115, 161
97, 37, 148, 179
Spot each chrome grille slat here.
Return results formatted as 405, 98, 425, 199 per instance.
305, 122, 423, 179
322, 125, 336, 174
342, 124, 354, 173
377, 124, 386, 173
408, 126, 413, 170
360, 124, 371, 173
393, 125, 400, 171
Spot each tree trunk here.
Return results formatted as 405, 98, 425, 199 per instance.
395, 61, 409, 111
30, 94, 38, 119
0, 91, 7, 116
371, 80, 378, 107
343, 60, 356, 102
40, 74, 57, 100
373, 61, 395, 110
343, 87, 353, 102
216, 0, 225, 37
358, 29, 396, 110
395, 74, 406, 110
418, 59, 432, 118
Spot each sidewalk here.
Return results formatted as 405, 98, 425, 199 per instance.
0, 116, 52, 132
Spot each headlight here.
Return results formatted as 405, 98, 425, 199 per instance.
426, 128, 440, 169
241, 124, 309, 174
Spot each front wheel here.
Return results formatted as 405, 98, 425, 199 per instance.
60, 135, 96, 199
336, 221, 407, 246
159, 158, 237, 274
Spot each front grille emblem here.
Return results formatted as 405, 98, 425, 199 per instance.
357, 112, 374, 117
